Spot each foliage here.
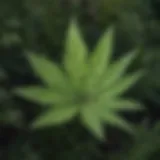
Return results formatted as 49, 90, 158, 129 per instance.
127, 122, 160, 160
14, 20, 144, 140
0, 0, 160, 160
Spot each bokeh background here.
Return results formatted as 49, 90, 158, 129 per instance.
0, 0, 160, 159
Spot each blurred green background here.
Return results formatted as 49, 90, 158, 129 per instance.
0, 0, 160, 159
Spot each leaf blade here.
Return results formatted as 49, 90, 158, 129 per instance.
101, 112, 133, 134
100, 99, 144, 112
100, 50, 138, 91
63, 19, 88, 87
100, 70, 144, 99
27, 53, 69, 90
85, 26, 114, 91
32, 106, 78, 128
13, 86, 72, 105
80, 105, 105, 140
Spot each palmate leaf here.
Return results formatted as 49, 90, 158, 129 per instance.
27, 53, 70, 91
14, 86, 73, 105
14, 20, 145, 141
63, 19, 88, 88
84, 27, 114, 91
32, 106, 78, 128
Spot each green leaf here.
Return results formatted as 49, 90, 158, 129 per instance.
80, 105, 105, 140
100, 99, 143, 112
12, 20, 145, 142
85, 26, 114, 91
32, 106, 78, 128
14, 86, 72, 105
27, 53, 69, 91
101, 112, 133, 133
127, 122, 160, 160
100, 70, 144, 99
99, 50, 138, 91
63, 19, 88, 87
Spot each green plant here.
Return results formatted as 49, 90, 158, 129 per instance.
126, 122, 160, 160
14, 19, 144, 140
108, 121, 160, 160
